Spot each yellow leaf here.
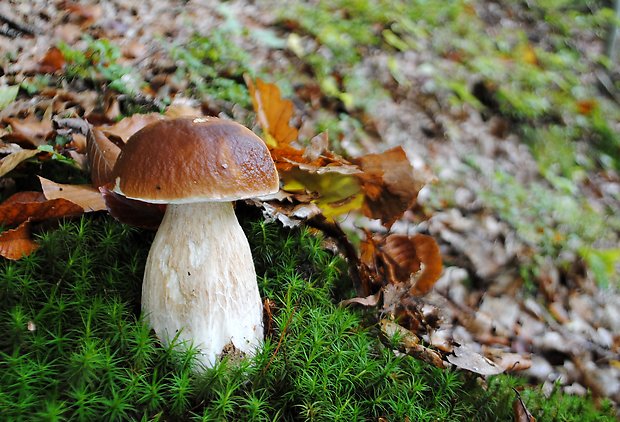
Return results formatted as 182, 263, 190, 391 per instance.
245, 76, 298, 147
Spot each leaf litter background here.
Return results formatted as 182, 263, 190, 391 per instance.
1, 0, 619, 410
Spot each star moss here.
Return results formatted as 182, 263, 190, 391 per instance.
0, 214, 615, 420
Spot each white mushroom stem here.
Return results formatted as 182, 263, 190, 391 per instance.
142, 201, 264, 368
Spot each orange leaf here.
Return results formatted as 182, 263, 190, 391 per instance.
576, 99, 597, 116
409, 234, 443, 296
0, 220, 39, 260
86, 128, 121, 187
379, 233, 443, 296
38, 46, 66, 73
39, 176, 106, 212
0, 192, 83, 227
245, 76, 298, 147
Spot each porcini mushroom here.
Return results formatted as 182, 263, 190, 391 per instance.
111, 117, 279, 368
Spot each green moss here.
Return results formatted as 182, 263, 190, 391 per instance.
0, 214, 616, 420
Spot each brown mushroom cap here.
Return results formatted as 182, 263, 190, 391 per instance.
112, 117, 279, 203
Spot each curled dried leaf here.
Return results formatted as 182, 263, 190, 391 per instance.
408, 234, 443, 296
446, 344, 505, 376
0, 220, 39, 260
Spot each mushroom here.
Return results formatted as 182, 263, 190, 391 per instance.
111, 117, 279, 368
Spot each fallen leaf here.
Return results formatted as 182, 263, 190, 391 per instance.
0, 192, 83, 227
0, 149, 39, 177
380, 319, 445, 368
97, 113, 164, 144
447, 344, 505, 376
0, 220, 39, 260
340, 291, 382, 307
38, 46, 66, 73
281, 169, 364, 218
2, 116, 53, 147
165, 101, 203, 118
513, 389, 536, 422
0, 85, 19, 111
39, 176, 106, 212
355, 147, 422, 227
246, 76, 298, 147
576, 99, 597, 116
100, 184, 165, 230
87, 128, 121, 187
408, 234, 443, 296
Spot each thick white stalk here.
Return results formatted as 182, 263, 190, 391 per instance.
142, 201, 263, 368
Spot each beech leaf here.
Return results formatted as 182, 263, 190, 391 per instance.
355, 147, 422, 228
0, 192, 83, 227
2, 116, 53, 147
246, 76, 298, 147
446, 344, 505, 376
39, 176, 106, 212
0, 149, 39, 177
0, 220, 39, 260
38, 46, 66, 73
362, 233, 442, 296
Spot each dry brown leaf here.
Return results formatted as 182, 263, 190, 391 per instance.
380, 319, 445, 368
362, 233, 442, 296
0, 220, 39, 260
409, 234, 443, 296
355, 147, 422, 228
446, 344, 505, 376
340, 291, 382, 307
2, 116, 53, 147
0, 192, 83, 227
302, 132, 329, 162
39, 176, 106, 212
38, 46, 66, 73
97, 113, 164, 144
100, 184, 165, 230
87, 128, 121, 187
246, 76, 298, 147
0, 149, 39, 177
164, 102, 203, 119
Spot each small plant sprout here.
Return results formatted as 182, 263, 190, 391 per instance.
111, 117, 279, 368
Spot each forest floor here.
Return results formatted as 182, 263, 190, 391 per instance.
1, 0, 620, 417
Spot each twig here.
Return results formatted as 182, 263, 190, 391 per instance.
262, 307, 296, 375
